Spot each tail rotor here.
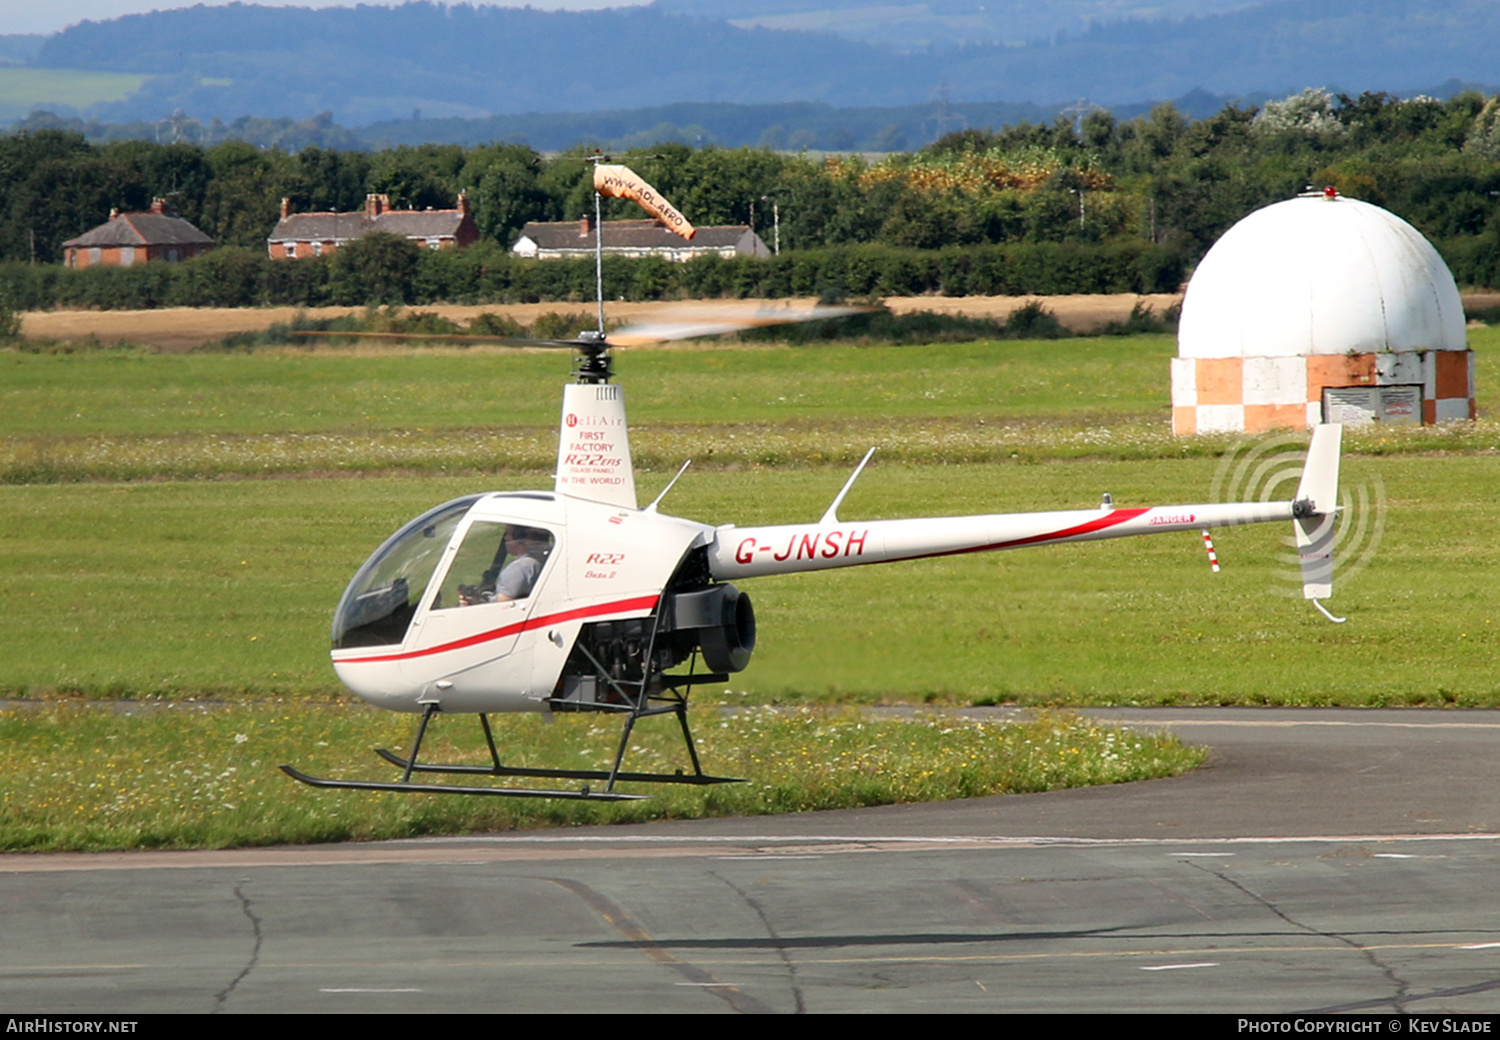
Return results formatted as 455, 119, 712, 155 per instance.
1211, 425, 1385, 618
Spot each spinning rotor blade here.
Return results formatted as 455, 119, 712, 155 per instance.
487, 337, 601, 349
287, 303, 870, 350
608, 303, 870, 346
289, 330, 577, 346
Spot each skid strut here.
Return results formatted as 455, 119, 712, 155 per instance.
281, 691, 740, 800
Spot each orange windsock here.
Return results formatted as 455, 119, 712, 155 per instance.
593, 164, 696, 240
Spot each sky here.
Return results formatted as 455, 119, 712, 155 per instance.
0, 0, 640, 36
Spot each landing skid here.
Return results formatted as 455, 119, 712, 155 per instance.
281, 685, 741, 799
372, 747, 738, 787
278, 764, 647, 801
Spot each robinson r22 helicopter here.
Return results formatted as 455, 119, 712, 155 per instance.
282, 164, 1346, 801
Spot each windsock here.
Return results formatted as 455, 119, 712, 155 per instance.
594, 164, 696, 240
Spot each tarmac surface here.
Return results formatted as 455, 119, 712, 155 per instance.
4, 708, 1500, 1014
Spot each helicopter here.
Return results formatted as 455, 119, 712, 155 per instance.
282, 168, 1346, 802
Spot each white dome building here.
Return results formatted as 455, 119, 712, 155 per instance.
1171, 188, 1475, 434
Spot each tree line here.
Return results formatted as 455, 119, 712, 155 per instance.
1, 88, 1496, 308
0, 238, 1185, 312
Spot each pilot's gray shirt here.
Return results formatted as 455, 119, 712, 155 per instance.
497, 553, 543, 599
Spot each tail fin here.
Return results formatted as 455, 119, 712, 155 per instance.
1292, 424, 1342, 600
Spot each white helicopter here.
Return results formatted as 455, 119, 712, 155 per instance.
283, 168, 1345, 802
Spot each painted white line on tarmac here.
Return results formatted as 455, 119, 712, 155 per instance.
8, 832, 1499, 874
1141, 962, 1219, 971
320, 987, 423, 993
409, 832, 1500, 848
1084, 717, 1500, 730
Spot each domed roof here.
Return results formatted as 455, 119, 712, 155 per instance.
1178, 192, 1466, 359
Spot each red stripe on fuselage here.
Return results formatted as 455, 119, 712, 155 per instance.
881, 507, 1151, 565
335, 594, 660, 664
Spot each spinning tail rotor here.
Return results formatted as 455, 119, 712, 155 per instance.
1211, 424, 1383, 621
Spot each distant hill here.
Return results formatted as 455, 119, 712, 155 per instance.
651, 0, 1258, 52
357, 98, 1061, 152
31, 80, 1498, 155
33, 4, 911, 124
0, 35, 46, 67
17, 92, 1253, 153
14, 0, 1500, 127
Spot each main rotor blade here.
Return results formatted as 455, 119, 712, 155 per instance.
289, 331, 578, 347
609, 303, 871, 346
490, 337, 600, 349
287, 303, 871, 349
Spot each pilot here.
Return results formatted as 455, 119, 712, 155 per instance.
459, 525, 551, 605
492, 525, 551, 601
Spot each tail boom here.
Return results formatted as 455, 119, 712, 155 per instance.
709, 500, 1295, 580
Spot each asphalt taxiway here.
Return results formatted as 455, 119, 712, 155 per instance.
4, 708, 1499, 1013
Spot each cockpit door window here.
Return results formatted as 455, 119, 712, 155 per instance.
431, 521, 556, 610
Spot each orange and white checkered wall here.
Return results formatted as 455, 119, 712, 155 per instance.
1171, 350, 1475, 435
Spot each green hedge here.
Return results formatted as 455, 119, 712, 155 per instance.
5, 239, 1195, 312
1441, 233, 1500, 289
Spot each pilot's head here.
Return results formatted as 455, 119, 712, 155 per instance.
505, 526, 548, 552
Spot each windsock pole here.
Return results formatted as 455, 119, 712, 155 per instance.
594, 186, 605, 335
1201, 530, 1220, 572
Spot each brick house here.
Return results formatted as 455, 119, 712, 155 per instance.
268, 192, 480, 259
511, 217, 769, 261
62, 200, 214, 268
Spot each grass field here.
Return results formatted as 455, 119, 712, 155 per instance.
0, 704, 1201, 851
2, 326, 1495, 705
1, 457, 1494, 705
2, 336, 1170, 437
1, 320, 1494, 847
5, 332, 1496, 483
0, 68, 148, 120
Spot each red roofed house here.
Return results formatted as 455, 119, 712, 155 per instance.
268, 192, 480, 259
512, 217, 769, 261
62, 199, 214, 268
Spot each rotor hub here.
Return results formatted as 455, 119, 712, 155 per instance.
572, 331, 613, 384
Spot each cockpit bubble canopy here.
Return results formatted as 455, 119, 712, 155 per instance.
331, 495, 481, 649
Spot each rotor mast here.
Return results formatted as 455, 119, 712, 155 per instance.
568, 155, 613, 385
594, 179, 606, 340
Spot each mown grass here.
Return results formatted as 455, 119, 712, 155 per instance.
4, 413, 1498, 485
0, 335, 1172, 438
1, 458, 1494, 705
0, 703, 1201, 852
3, 329, 1494, 483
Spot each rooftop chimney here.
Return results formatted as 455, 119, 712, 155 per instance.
280, 197, 291, 220
150, 198, 167, 214
579, 213, 594, 238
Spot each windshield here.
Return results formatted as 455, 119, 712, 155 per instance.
331, 495, 481, 649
